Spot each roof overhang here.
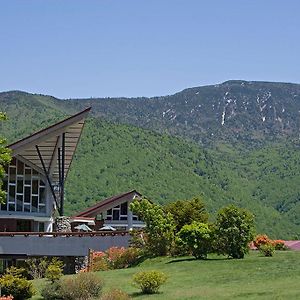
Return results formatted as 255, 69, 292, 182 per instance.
74, 190, 142, 218
8, 107, 91, 183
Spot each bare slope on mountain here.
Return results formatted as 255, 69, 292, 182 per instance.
64, 80, 300, 145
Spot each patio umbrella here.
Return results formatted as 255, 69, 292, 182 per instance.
74, 224, 93, 232
99, 225, 116, 231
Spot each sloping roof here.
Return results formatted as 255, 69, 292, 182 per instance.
8, 107, 91, 183
74, 190, 142, 217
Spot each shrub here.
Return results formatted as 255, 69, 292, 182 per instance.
25, 257, 49, 279
0, 267, 35, 300
178, 222, 212, 259
100, 289, 131, 300
41, 281, 63, 300
60, 272, 103, 300
133, 270, 167, 294
45, 258, 64, 282
0, 296, 14, 300
260, 243, 275, 257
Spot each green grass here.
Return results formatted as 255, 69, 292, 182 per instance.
31, 251, 300, 299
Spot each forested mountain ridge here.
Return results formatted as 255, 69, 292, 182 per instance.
64, 80, 300, 145
1, 82, 300, 239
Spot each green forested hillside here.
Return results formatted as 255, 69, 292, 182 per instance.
1, 90, 300, 238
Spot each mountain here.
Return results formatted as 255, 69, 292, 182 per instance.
63, 80, 300, 146
1, 81, 300, 239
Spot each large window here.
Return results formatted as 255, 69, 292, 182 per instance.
1, 158, 47, 214
106, 202, 139, 221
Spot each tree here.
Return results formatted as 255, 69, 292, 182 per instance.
178, 222, 212, 259
130, 199, 175, 256
165, 197, 209, 231
0, 112, 11, 203
214, 205, 255, 259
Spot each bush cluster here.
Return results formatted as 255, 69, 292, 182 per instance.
253, 234, 289, 256
90, 247, 142, 272
0, 296, 14, 300
0, 267, 35, 300
41, 272, 103, 300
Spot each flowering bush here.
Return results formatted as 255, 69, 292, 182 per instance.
253, 234, 271, 249
254, 235, 289, 251
0, 296, 14, 300
91, 247, 142, 271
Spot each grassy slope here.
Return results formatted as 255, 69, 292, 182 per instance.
32, 251, 300, 300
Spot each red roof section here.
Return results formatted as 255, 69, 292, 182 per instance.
74, 190, 142, 217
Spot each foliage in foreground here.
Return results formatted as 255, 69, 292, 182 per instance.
164, 197, 209, 231
178, 222, 212, 259
42, 272, 103, 300
60, 272, 103, 300
132, 270, 167, 294
0, 112, 11, 204
214, 205, 255, 259
0, 267, 35, 300
130, 199, 175, 256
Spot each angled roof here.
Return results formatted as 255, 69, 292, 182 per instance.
8, 107, 91, 183
74, 190, 142, 218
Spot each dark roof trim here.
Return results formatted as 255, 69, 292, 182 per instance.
74, 190, 142, 217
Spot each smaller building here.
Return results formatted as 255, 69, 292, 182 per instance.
71, 190, 145, 231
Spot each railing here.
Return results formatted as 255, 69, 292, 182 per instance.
0, 231, 131, 256
0, 231, 129, 237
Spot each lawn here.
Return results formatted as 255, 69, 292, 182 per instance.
32, 251, 300, 299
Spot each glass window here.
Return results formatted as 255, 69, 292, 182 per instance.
107, 209, 112, 216
8, 203, 15, 211
9, 167, 16, 184
39, 188, 46, 204
16, 194, 23, 211
17, 178, 23, 193
120, 202, 128, 215
32, 180, 38, 194
24, 187, 31, 203
113, 209, 120, 220
17, 160, 24, 175
32, 196, 38, 212
24, 204, 30, 212
25, 169, 31, 185
8, 185, 15, 203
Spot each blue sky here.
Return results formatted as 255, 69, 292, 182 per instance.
0, 0, 299, 98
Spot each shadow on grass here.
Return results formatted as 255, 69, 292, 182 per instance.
131, 291, 164, 298
167, 257, 229, 264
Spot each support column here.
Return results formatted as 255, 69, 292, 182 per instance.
127, 202, 133, 230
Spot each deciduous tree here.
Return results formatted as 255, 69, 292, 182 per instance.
0, 112, 11, 203
214, 205, 255, 259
